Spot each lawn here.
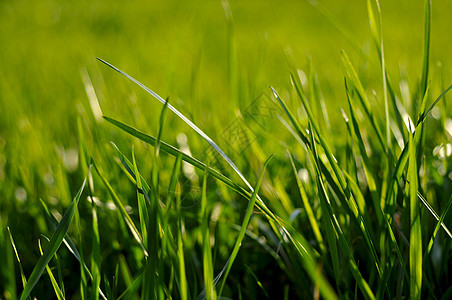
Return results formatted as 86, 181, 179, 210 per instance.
1, 0, 451, 299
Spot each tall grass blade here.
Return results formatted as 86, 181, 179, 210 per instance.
425, 194, 452, 256
201, 168, 216, 300
91, 202, 101, 300
92, 161, 148, 256
341, 50, 386, 153
308, 123, 376, 300
38, 239, 65, 300
20, 178, 86, 300
97, 58, 254, 199
73, 195, 88, 300
408, 127, 422, 300
288, 151, 325, 253
218, 155, 273, 296
420, 0, 431, 99
39, 199, 108, 300
7, 227, 28, 292
417, 191, 452, 239
132, 147, 149, 247
105, 107, 336, 300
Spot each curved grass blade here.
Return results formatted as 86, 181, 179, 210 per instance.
200, 168, 216, 300
104, 112, 336, 300
97, 58, 254, 198
7, 227, 28, 292
38, 239, 65, 300
408, 126, 422, 300
20, 178, 86, 300
417, 191, 452, 239
91, 201, 101, 300
288, 151, 325, 253
420, 0, 431, 99
425, 193, 452, 258
92, 161, 148, 256
308, 123, 375, 300
39, 199, 107, 300
217, 155, 273, 296
341, 50, 386, 153
132, 147, 149, 248
105, 117, 245, 199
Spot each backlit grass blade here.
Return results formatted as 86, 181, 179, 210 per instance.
367, 0, 390, 152
2, 225, 17, 299
38, 239, 65, 300
200, 168, 216, 300
420, 0, 431, 99
7, 227, 27, 291
271, 85, 348, 194
308, 123, 375, 300
20, 178, 86, 300
341, 50, 386, 153
105, 117, 245, 199
117, 270, 144, 300
218, 155, 273, 296
132, 147, 148, 247
408, 127, 422, 300
384, 83, 452, 213
417, 83, 452, 126
425, 193, 452, 256
105, 113, 336, 300
91, 201, 101, 300
92, 161, 148, 256
111, 142, 151, 195
346, 83, 383, 224
176, 185, 188, 300
417, 191, 452, 239
97, 58, 254, 200
39, 199, 107, 300
288, 151, 325, 253
73, 198, 88, 300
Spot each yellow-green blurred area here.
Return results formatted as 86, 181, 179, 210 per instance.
1, 0, 452, 298
0, 0, 450, 241
1, 0, 452, 228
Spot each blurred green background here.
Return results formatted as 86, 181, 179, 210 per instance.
1, 0, 451, 298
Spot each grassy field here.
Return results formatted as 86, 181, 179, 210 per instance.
1, 0, 452, 299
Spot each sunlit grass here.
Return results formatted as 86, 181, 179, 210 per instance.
1, 0, 452, 299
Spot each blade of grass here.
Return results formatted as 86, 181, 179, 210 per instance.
132, 146, 149, 248
7, 227, 28, 292
104, 115, 336, 300
424, 193, 452, 257
217, 155, 273, 296
97, 58, 254, 202
288, 151, 325, 253
341, 50, 386, 153
273, 86, 382, 276
308, 123, 375, 300
408, 126, 422, 300
38, 239, 65, 300
417, 191, 452, 239
73, 192, 88, 300
92, 160, 147, 256
91, 201, 101, 300
176, 184, 188, 300
39, 199, 107, 300
345, 81, 383, 224
200, 167, 216, 300
20, 178, 86, 300
420, 0, 431, 100
367, 0, 390, 153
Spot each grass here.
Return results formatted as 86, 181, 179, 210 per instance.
1, 0, 452, 299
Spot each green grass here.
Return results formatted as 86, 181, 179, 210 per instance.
1, 0, 452, 299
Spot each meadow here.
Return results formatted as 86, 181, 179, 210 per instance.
1, 0, 451, 299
